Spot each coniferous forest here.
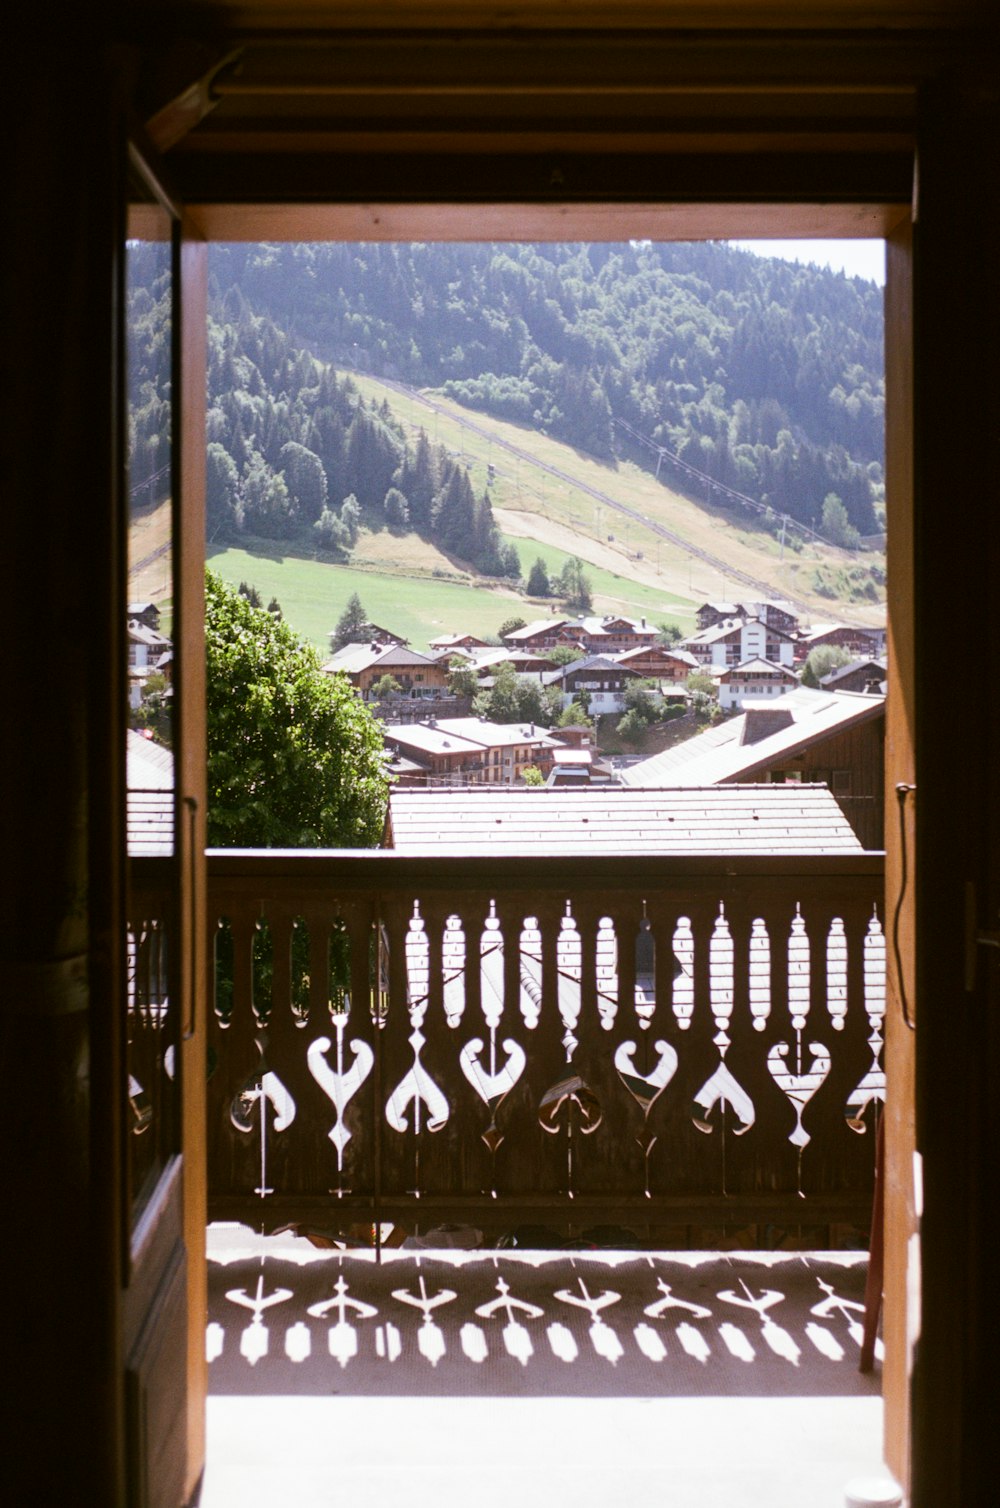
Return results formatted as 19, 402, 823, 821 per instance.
127, 240, 884, 575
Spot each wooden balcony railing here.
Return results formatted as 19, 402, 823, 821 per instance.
192, 850, 886, 1243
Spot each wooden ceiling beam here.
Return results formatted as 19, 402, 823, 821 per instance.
187, 200, 907, 243
134, 2, 995, 33
178, 142, 911, 217
207, 32, 945, 95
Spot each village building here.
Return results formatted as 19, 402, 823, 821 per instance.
615, 642, 699, 683
127, 600, 163, 632
331, 620, 407, 649
427, 631, 490, 652
620, 686, 885, 849
126, 619, 172, 709
439, 645, 553, 677
127, 619, 171, 670
383, 716, 558, 786
322, 642, 449, 700
501, 616, 585, 652
573, 614, 660, 653
695, 600, 741, 631
126, 729, 174, 857
718, 656, 799, 710
545, 653, 643, 715
695, 598, 799, 634
795, 622, 885, 662
681, 615, 796, 669
546, 745, 598, 784
820, 657, 888, 695
503, 612, 659, 656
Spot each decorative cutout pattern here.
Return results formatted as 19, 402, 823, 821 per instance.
205, 869, 884, 1225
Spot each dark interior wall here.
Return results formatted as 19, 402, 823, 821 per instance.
910, 67, 1000, 1508
1, 37, 126, 1502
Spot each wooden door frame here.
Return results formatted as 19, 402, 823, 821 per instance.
177, 212, 209, 1508
189, 194, 913, 1487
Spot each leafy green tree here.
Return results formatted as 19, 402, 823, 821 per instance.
686, 670, 718, 698
238, 581, 263, 608
474, 662, 558, 725
242, 451, 294, 538
206, 442, 242, 535
521, 765, 545, 786
690, 690, 724, 727
205, 570, 388, 847
621, 678, 659, 724
527, 557, 552, 597
279, 441, 328, 524
820, 492, 861, 550
132, 673, 171, 745
447, 659, 480, 699
339, 494, 362, 548
800, 643, 853, 687
500, 542, 522, 580
370, 673, 402, 700
558, 556, 594, 613
657, 621, 683, 645
558, 700, 593, 727
383, 486, 409, 531
313, 506, 349, 555
332, 591, 370, 650
497, 616, 527, 639
616, 708, 649, 748
547, 644, 584, 667
267, 596, 283, 620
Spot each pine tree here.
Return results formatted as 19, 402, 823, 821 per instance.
332, 591, 369, 649
526, 557, 551, 596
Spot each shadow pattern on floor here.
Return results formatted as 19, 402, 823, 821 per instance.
207, 1231, 881, 1399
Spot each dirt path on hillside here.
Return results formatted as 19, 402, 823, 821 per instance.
495, 506, 722, 606
373, 375, 883, 626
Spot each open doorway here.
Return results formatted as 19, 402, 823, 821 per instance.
136, 229, 902, 1505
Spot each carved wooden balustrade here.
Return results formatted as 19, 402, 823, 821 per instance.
198, 850, 886, 1242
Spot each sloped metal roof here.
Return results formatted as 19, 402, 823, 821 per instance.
386, 782, 865, 854
620, 686, 884, 788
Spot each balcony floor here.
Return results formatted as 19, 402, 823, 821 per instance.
201, 1225, 889, 1508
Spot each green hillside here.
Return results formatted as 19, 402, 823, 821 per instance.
206, 536, 696, 654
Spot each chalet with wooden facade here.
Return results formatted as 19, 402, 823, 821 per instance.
504, 613, 659, 656
546, 653, 642, 714
795, 623, 885, 662
322, 642, 449, 700
384, 716, 557, 786
821, 657, 888, 695
695, 599, 799, 634
428, 631, 489, 652
621, 686, 885, 849
330, 620, 407, 649
127, 601, 162, 632
614, 643, 698, 683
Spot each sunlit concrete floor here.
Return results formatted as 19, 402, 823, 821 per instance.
201, 1394, 886, 1508
200, 1227, 892, 1508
